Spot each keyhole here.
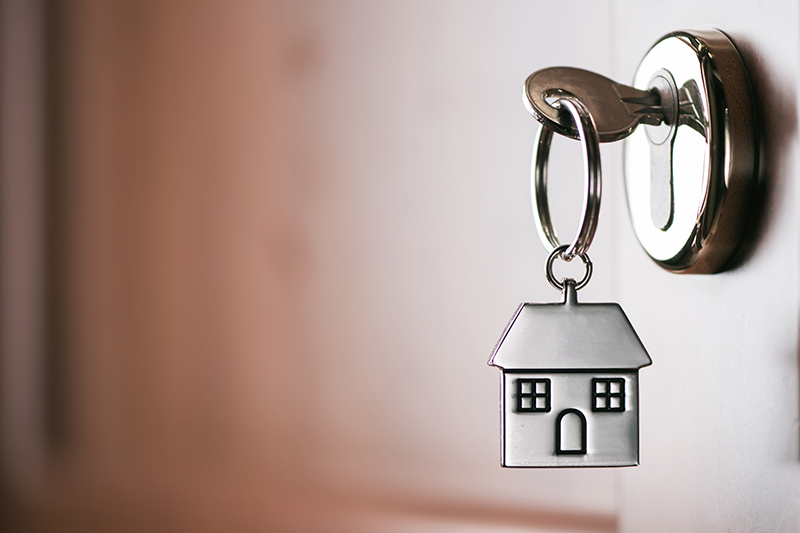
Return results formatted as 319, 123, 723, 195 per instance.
644, 69, 678, 231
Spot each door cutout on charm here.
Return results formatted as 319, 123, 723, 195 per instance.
556, 409, 587, 455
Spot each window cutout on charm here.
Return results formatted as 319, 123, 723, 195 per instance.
517, 378, 550, 412
592, 378, 625, 412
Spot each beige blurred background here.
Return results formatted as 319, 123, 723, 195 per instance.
0, 1, 620, 531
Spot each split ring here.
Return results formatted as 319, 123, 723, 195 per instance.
531, 97, 602, 261
545, 244, 593, 291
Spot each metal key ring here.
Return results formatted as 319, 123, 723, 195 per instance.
546, 244, 593, 291
531, 96, 602, 261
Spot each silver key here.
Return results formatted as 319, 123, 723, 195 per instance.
523, 66, 666, 143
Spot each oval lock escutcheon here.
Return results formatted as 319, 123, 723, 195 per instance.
623, 29, 756, 273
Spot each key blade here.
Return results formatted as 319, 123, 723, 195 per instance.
613, 83, 660, 106
614, 84, 665, 126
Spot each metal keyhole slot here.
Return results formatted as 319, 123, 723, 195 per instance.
644, 69, 678, 231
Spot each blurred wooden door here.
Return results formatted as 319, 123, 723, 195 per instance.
2, 1, 800, 532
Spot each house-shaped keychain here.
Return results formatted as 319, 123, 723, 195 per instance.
488, 281, 651, 467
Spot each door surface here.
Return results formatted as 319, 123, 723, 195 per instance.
614, 2, 800, 531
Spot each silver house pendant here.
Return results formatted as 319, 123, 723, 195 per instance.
489, 280, 651, 467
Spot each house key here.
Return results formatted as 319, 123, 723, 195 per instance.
523, 66, 671, 142
525, 66, 682, 230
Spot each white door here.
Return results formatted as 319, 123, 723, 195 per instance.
614, 2, 800, 531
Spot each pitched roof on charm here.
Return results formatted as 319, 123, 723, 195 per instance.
488, 295, 652, 371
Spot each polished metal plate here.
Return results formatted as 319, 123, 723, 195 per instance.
623, 30, 756, 273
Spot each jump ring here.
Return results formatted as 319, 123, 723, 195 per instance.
545, 244, 593, 291
531, 97, 602, 261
